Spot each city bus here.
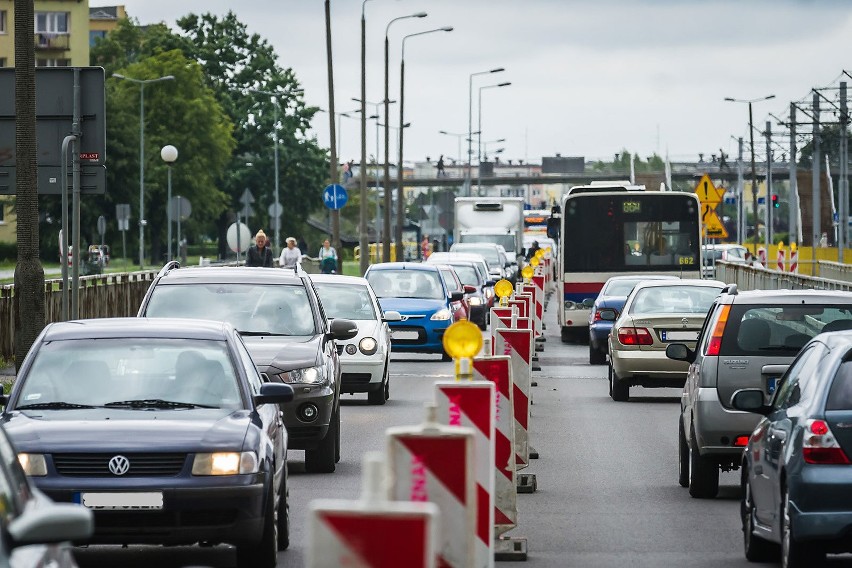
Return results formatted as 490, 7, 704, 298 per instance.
554, 187, 702, 342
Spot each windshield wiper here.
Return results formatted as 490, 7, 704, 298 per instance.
104, 399, 218, 409
237, 331, 290, 336
16, 401, 97, 410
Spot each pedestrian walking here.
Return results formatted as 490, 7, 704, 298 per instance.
246, 229, 273, 267
436, 155, 445, 177
318, 239, 338, 274
279, 237, 302, 269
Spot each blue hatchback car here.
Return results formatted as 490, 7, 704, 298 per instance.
588, 274, 678, 365
365, 262, 463, 360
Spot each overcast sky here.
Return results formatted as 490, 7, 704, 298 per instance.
105, 0, 852, 166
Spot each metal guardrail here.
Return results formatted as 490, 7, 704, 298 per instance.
816, 260, 852, 282
715, 261, 852, 292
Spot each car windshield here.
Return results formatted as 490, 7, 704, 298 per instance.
451, 245, 501, 266
145, 283, 317, 336
16, 339, 242, 410
448, 265, 480, 286
459, 234, 516, 253
367, 269, 445, 300
721, 305, 852, 356
314, 282, 377, 321
629, 285, 722, 314
440, 269, 462, 293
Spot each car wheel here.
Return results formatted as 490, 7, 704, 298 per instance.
441, 350, 452, 362
561, 326, 572, 344
277, 473, 290, 551
688, 429, 719, 498
782, 487, 824, 568
610, 365, 629, 402
334, 407, 341, 464
305, 407, 337, 473
368, 385, 386, 405
741, 473, 778, 561
236, 477, 278, 568
608, 363, 613, 397
678, 418, 689, 488
384, 366, 390, 401
589, 344, 606, 365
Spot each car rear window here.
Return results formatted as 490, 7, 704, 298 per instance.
604, 279, 642, 297
827, 360, 852, 410
628, 285, 722, 315
720, 305, 852, 356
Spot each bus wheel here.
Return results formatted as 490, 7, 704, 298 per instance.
561, 326, 572, 343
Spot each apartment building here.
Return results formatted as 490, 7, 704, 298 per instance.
0, 0, 91, 68
89, 4, 124, 46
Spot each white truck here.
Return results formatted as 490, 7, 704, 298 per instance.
453, 197, 525, 268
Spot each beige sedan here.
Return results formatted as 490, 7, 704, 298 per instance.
607, 279, 725, 401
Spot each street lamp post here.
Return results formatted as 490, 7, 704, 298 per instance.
360, 0, 372, 276
160, 145, 178, 261
439, 130, 466, 171
467, 68, 504, 197
384, 12, 427, 262
477, 82, 510, 193
396, 26, 453, 260
112, 73, 174, 269
724, 94, 775, 244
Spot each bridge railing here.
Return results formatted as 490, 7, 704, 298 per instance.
816, 260, 852, 281
715, 261, 852, 292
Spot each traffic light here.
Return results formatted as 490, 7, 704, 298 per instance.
771, 194, 780, 208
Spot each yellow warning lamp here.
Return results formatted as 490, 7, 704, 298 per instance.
443, 320, 483, 381
494, 278, 513, 306
521, 264, 534, 283
791, 242, 797, 252
545, 246, 552, 254
535, 249, 545, 260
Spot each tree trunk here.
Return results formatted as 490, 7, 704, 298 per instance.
14, 0, 46, 370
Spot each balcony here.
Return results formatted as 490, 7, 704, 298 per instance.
34, 33, 70, 51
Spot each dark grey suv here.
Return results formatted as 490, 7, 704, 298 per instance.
667, 286, 852, 498
138, 264, 358, 473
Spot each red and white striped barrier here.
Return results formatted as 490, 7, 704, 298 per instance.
472, 357, 517, 536
309, 452, 439, 568
508, 298, 527, 319
757, 247, 767, 267
532, 274, 546, 328
789, 245, 799, 273
387, 414, 477, 568
521, 283, 543, 340
776, 245, 785, 272
434, 382, 495, 568
493, 328, 533, 470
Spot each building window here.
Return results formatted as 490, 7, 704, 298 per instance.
36, 58, 71, 67
0, 11, 7, 34
90, 30, 107, 47
34, 12, 69, 34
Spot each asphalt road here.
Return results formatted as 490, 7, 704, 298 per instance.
73, 305, 852, 568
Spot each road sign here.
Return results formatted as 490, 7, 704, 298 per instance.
268, 202, 283, 218
239, 188, 255, 205
97, 215, 106, 236
168, 196, 192, 221
702, 206, 728, 239
323, 184, 348, 210
226, 222, 252, 253
694, 174, 723, 205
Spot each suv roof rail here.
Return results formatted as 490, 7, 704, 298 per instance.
157, 261, 181, 278
721, 283, 738, 295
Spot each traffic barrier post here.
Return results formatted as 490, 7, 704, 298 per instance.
757, 246, 767, 267
532, 275, 546, 335
777, 242, 786, 272
308, 452, 440, 568
493, 327, 537, 493
387, 408, 477, 568
789, 243, 799, 273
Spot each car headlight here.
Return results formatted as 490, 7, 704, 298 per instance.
431, 308, 452, 321
192, 451, 258, 476
484, 288, 494, 299
359, 337, 378, 355
469, 297, 482, 306
18, 453, 47, 476
276, 365, 328, 385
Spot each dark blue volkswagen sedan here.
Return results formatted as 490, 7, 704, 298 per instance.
734, 330, 852, 567
2, 318, 293, 568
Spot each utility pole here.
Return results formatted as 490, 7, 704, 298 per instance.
813, 92, 822, 248
325, 0, 340, 253
359, 1, 370, 275
765, 121, 773, 247
789, 104, 798, 245
737, 137, 745, 243
748, 102, 758, 244
839, 82, 849, 261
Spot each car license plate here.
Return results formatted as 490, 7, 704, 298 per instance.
392, 330, 419, 340
767, 376, 779, 395
661, 330, 698, 341
79, 492, 164, 510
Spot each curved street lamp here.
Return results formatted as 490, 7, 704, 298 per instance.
467, 68, 504, 196
477, 82, 511, 193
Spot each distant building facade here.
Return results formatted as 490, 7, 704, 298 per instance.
0, 0, 91, 68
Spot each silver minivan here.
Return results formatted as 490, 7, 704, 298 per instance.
666, 286, 852, 498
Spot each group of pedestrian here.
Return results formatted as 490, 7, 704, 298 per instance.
246, 229, 338, 274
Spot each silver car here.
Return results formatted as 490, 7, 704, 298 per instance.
666, 286, 852, 499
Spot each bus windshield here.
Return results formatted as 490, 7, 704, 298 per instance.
562, 193, 699, 273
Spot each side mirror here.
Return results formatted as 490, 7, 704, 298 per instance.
730, 388, 772, 415
463, 285, 477, 294
329, 318, 359, 340
665, 343, 696, 363
254, 382, 295, 406
8, 503, 93, 547
450, 291, 465, 302
581, 298, 595, 309
382, 310, 402, 322
598, 308, 617, 321
546, 217, 561, 241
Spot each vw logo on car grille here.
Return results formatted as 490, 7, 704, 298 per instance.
108, 455, 130, 476
681, 318, 689, 327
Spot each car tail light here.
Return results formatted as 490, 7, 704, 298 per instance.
734, 436, 750, 447
617, 327, 653, 346
705, 305, 731, 356
593, 310, 601, 322
803, 419, 851, 464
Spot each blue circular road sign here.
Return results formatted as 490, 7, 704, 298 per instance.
323, 184, 348, 210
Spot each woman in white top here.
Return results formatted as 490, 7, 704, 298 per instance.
318, 239, 338, 274
279, 237, 302, 268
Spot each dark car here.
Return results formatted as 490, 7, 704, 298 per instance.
138, 265, 358, 474
587, 274, 678, 365
734, 330, 852, 567
2, 318, 294, 568
425, 254, 492, 329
